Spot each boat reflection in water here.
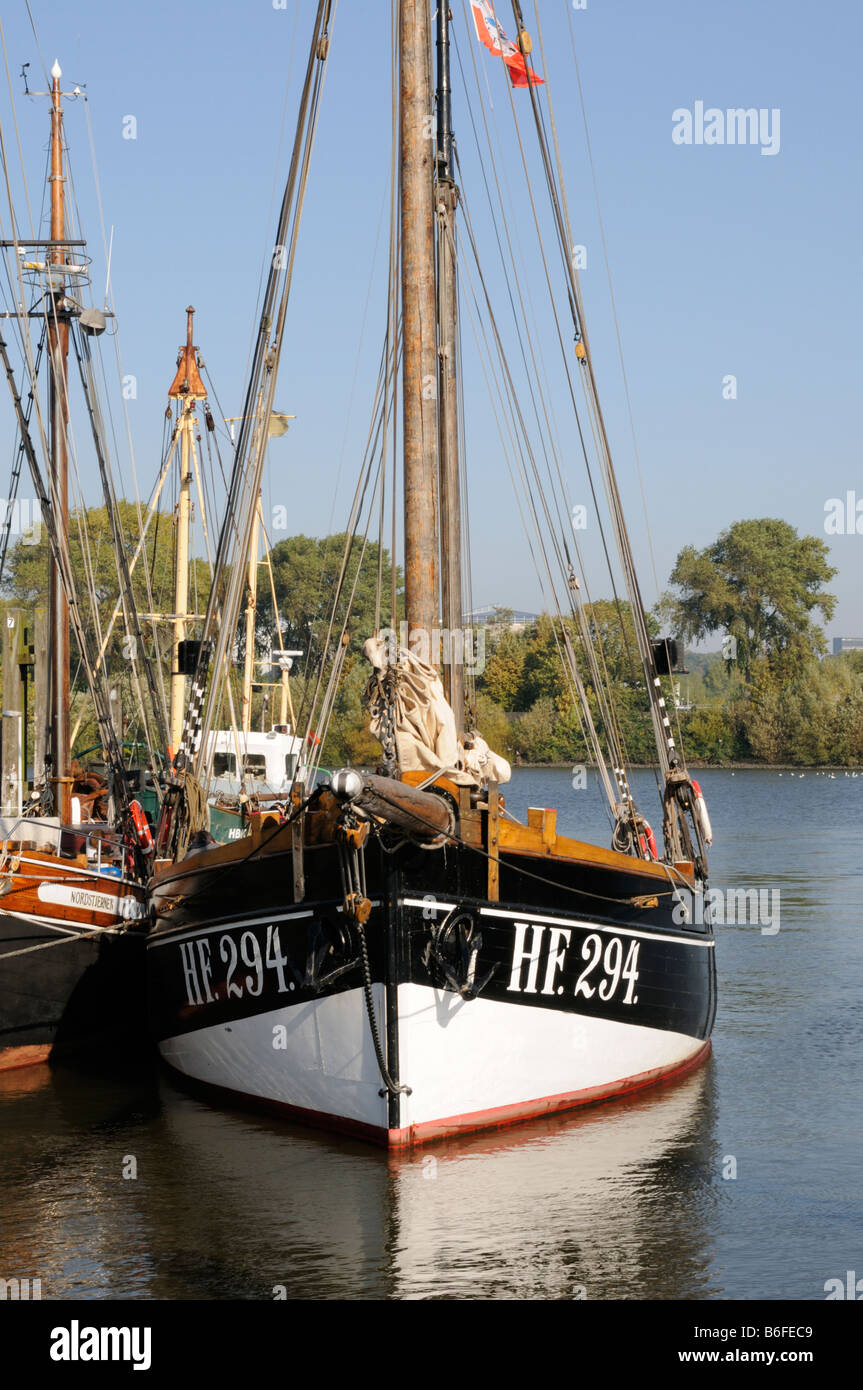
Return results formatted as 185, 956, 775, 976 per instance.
147, 1060, 719, 1300
0, 1046, 718, 1299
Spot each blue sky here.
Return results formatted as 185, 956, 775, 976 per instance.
0, 0, 860, 643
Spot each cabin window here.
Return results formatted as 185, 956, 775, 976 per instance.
285, 755, 297, 779
213, 753, 236, 777
242, 755, 268, 776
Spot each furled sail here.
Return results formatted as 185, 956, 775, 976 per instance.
363, 635, 511, 786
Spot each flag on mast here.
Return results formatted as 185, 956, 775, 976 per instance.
470, 1, 544, 88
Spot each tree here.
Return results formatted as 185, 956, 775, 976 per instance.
0, 501, 211, 754
478, 627, 526, 708
520, 615, 569, 709
1, 500, 209, 655
252, 534, 404, 752
579, 599, 638, 686
511, 696, 560, 763
679, 705, 740, 764
662, 519, 836, 683
746, 657, 863, 765
259, 533, 403, 672
472, 692, 513, 757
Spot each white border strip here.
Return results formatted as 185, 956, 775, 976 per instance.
402, 897, 713, 949
150, 899, 385, 951
148, 909, 315, 950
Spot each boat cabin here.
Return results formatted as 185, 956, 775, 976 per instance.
206, 726, 305, 798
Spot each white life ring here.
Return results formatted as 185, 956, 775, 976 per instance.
690, 779, 713, 846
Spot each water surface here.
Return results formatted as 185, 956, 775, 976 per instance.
1, 769, 860, 1299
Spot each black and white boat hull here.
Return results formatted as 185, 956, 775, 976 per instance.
147, 870, 715, 1146
0, 914, 149, 1071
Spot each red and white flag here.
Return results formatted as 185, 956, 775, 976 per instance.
470, 1, 544, 88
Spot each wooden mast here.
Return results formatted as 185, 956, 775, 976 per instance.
47, 60, 71, 820
167, 306, 206, 759
435, 3, 464, 734
400, 0, 439, 644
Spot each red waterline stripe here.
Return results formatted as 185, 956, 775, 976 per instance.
0, 1043, 52, 1073
387, 1040, 712, 1148
161, 1040, 711, 1149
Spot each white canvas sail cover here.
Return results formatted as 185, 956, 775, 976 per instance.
363, 636, 511, 786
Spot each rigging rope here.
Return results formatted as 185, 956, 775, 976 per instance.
168, 0, 338, 857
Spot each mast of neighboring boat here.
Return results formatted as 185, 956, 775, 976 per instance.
167, 307, 206, 758
46, 60, 71, 820
0, 60, 147, 817
435, 2, 465, 736
168, 0, 334, 817
241, 502, 261, 735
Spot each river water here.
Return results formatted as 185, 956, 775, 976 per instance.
1, 768, 860, 1300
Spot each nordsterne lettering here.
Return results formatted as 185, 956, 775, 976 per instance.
49, 1321, 152, 1371
672, 101, 780, 156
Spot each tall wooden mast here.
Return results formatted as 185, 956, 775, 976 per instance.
167, 306, 206, 758
435, 3, 464, 733
400, 0, 439, 643
47, 60, 71, 819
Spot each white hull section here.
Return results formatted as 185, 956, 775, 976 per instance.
395, 983, 704, 1129
160, 985, 390, 1131
158, 981, 707, 1143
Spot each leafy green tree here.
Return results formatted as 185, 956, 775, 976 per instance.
678, 706, 739, 764
579, 598, 651, 688
512, 696, 560, 763
317, 655, 381, 767
663, 520, 836, 683
1, 502, 210, 754
478, 627, 526, 708
259, 533, 402, 671
473, 692, 514, 757
520, 615, 569, 709
252, 534, 403, 756
1, 500, 209, 657
746, 657, 863, 765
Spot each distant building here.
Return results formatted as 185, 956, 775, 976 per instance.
466, 606, 539, 633
832, 637, 863, 655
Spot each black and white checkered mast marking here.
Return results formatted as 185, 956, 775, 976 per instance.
176, 637, 213, 768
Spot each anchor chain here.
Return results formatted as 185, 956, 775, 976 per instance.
336, 819, 410, 1100
363, 664, 400, 777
